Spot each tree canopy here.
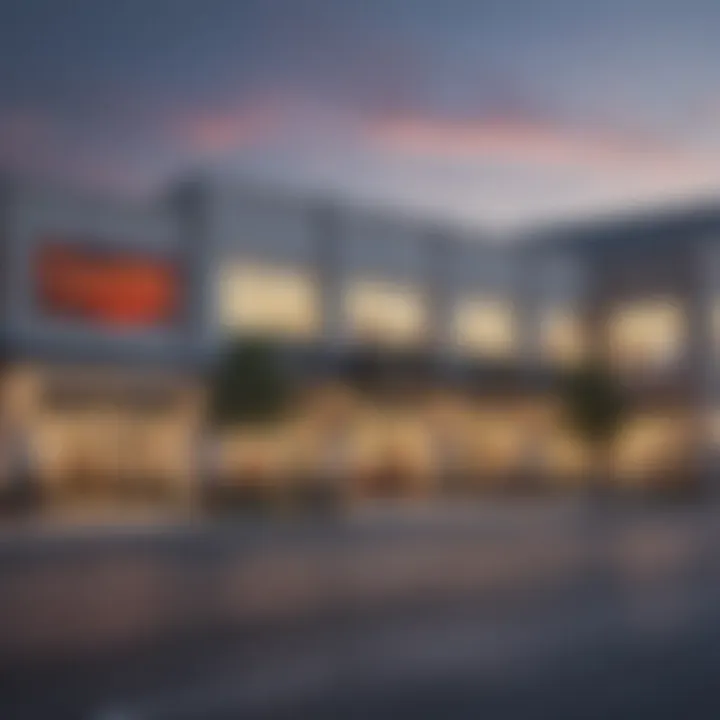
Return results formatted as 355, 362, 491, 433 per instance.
210, 336, 291, 427
558, 362, 626, 445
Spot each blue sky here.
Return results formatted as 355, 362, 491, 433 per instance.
3, 0, 720, 228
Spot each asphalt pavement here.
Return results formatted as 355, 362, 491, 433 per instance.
2, 499, 720, 719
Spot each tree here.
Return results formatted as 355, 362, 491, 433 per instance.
210, 336, 292, 428
558, 361, 626, 497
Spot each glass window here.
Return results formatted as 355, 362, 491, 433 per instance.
614, 414, 687, 480
218, 263, 320, 338
540, 307, 584, 366
608, 299, 685, 373
344, 280, 426, 346
453, 297, 516, 358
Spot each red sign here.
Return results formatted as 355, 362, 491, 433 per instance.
37, 243, 180, 328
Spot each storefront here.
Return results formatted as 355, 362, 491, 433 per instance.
0, 178, 208, 510
0, 364, 204, 506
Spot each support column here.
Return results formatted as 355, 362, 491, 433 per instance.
313, 202, 345, 356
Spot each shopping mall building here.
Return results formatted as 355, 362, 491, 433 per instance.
0, 171, 717, 507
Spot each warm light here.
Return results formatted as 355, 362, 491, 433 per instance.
218, 262, 320, 338
540, 307, 584, 365
345, 280, 426, 346
453, 296, 516, 357
608, 299, 685, 372
614, 414, 686, 480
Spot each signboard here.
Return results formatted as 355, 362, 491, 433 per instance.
36, 242, 181, 329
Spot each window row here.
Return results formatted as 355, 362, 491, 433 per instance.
217, 264, 584, 362
216, 264, 720, 372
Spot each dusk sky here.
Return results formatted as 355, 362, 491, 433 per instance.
3, 0, 720, 229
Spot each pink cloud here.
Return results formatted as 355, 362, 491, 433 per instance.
365, 113, 709, 179
171, 105, 279, 154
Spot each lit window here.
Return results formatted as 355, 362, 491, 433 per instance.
218, 263, 319, 338
540, 307, 584, 366
541, 433, 588, 479
608, 300, 685, 373
453, 297, 516, 358
614, 414, 687, 480
345, 280, 426, 346
466, 408, 524, 475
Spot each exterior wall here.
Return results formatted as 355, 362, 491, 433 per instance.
446, 239, 522, 362
0, 362, 205, 507
0, 178, 202, 367
166, 177, 720, 496
171, 179, 319, 352
172, 178, 519, 362
333, 208, 432, 348
565, 228, 715, 488
4, 172, 720, 501
0, 178, 207, 507
529, 252, 589, 368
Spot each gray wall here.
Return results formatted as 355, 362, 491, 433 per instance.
0, 177, 200, 366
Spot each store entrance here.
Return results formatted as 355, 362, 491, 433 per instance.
34, 371, 200, 506
55, 411, 167, 502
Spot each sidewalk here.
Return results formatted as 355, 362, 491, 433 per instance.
0, 504, 198, 545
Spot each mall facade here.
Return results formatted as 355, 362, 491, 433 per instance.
0, 172, 718, 507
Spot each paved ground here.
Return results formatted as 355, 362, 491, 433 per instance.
2, 499, 720, 719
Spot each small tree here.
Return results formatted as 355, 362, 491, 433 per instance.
210, 336, 291, 428
558, 361, 626, 498
205, 337, 293, 511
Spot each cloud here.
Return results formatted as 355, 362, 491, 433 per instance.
170, 104, 279, 155
364, 112, 710, 180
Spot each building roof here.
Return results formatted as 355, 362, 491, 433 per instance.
520, 198, 720, 257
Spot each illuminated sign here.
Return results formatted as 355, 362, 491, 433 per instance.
36, 242, 181, 328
